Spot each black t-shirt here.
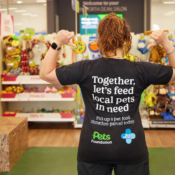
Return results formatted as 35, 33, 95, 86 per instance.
56, 58, 173, 164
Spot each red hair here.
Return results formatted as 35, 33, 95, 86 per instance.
97, 13, 131, 58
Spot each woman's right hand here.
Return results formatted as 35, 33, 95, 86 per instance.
147, 30, 169, 49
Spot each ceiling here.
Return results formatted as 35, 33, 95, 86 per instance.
152, 0, 175, 2
0, 0, 167, 2
0, 0, 174, 6
0, 0, 46, 5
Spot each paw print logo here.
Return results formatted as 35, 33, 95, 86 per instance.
121, 129, 136, 144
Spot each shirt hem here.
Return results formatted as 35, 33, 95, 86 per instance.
77, 154, 149, 164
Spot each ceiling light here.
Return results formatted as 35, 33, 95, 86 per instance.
14, 23, 23, 26
15, 10, 26, 12
9, 8, 17, 10
22, 13, 31, 15
164, 11, 175, 16
163, 1, 175, 4
37, 0, 46, 2
17, 1, 23, 4
43, 4, 46, 6
30, 14, 38, 17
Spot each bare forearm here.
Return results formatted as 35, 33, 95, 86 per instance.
39, 30, 76, 84
40, 43, 61, 78
162, 39, 175, 68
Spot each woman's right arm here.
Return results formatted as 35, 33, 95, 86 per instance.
147, 30, 175, 82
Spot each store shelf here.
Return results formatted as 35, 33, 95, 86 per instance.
141, 119, 150, 128
150, 124, 175, 128
150, 119, 175, 128
74, 120, 83, 128
2, 113, 74, 122
27, 118, 74, 122
2, 75, 50, 84
1, 98, 74, 102
1, 93, 75, 101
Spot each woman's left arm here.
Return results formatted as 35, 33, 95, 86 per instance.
39, 30, 76, 84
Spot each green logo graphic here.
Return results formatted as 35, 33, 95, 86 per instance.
92, 131, 111, 140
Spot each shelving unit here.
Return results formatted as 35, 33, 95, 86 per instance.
0, 35, 77, 124
149, 119, 175, 128
3, 113, 74, 122
150, 124, 175, 128
1, 99, 74, 101
1, 93, 75, 101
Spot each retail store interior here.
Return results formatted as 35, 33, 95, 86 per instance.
0, 0, 175, 175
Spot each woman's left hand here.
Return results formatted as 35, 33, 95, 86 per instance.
54, 30, 77, 48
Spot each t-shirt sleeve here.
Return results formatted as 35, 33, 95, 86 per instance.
135, 62, 173, 89
55, 61, 84, 85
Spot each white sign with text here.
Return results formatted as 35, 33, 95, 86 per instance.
0, 13, 14, 36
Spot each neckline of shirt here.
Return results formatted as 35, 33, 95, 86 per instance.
101, 57, 129, 63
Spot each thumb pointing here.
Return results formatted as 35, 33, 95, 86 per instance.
147, 42, 157, 49
68, 42, 77, 48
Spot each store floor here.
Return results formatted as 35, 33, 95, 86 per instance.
1, 147, 175, 175
0, 123, 175, 175
28, 122, 175, 147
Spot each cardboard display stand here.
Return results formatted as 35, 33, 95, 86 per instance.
0, 125, 19, 172
0, 117, 28, 172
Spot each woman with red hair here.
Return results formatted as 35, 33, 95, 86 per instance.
40, 13, 175, 175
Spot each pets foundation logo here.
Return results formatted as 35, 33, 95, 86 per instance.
91, 131, 112, 144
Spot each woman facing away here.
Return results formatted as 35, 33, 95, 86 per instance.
40, 13, 175, 175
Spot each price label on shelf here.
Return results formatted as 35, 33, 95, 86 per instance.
29, 94, 45, 98
30, 114, 40, 118
30, 76, 41, 81
40, 114, 44, 117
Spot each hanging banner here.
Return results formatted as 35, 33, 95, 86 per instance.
72, 0, 76, 11
76, 0, 80, 13
0, 13, 14, 36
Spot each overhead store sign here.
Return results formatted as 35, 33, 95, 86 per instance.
0, 13, 14, 36
79, 1, 127, 12
77, 0, 144, 34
